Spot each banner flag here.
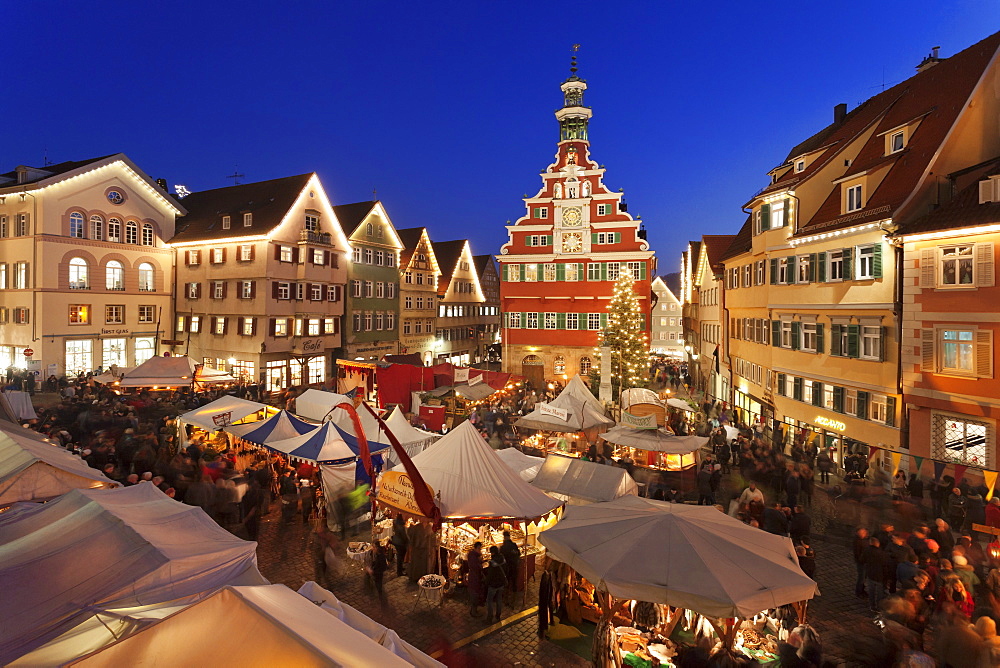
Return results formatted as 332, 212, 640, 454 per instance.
867, 445, 881, 463
984, 470, 999, 502
933, 461, 947, 480
912, 456, 924, 473
890, 451, 902, 475
954, 464, 968, 484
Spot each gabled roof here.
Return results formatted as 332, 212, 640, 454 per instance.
473, 254, 496, 276
396, 227, 428, 268
170, 173, 312, 243
785, 32, 1000, 237
721, 216, 753, 261
334, 201, 379, 234
661, 272, 681, 297
0, 155, 116, 186
898, 159, 1000, 236
700, 235, 737, 271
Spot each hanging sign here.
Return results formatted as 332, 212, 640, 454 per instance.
454, 367, 470, 383
468, 373, 483, 386
376, 471, 434, 517
621, 411, 657, 430
538, 402, 569, 422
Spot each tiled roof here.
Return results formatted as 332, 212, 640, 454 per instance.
473, 254, 496, 276
170, 173, 312, 243
332, 201, 378, 235
700, 235, 737, 270
789, 32, 1000, 237
432, 239, 467, 276
721, 216, 753, 261
898, 159, 1000, 235
660, 272, 681, 297
396, 227, 427, 268
0, 154, 117, 187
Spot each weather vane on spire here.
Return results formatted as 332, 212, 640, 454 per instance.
570, 44, 580, 75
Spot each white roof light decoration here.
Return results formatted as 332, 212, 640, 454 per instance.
788, 221, 886, 247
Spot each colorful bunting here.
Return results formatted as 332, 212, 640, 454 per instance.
985, 471, 999, 502
954, 464, 968, 484
912, 456, 924, 473
867, 445, 881, 463
890, 451, 902, 475
933, 461, 947, 481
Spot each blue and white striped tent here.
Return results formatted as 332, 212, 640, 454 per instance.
228, 410, 316, 446
263, 422, 389, 465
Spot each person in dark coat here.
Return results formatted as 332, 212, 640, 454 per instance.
697, 464, 714, 505
466, 541, 485, 617
389, 515, 409, 577
789, 506, 811, 544
500, 530, 521, 595
785, 469, 801, 509
762, 503, 789, 536
906, 473, 924, 503
864, 537, 889, 611
853, 527, 869, 597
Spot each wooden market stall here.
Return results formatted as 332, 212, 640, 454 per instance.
515, 376, 614, 457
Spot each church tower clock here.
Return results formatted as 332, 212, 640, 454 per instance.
497, 51, 656, 384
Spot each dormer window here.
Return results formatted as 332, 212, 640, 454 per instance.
305, 213, 319, 232
979, 176, 1000, 204
222, 215, 231, 230
795, 160, 806, 173
890, 131, 905, 153
243, 212, 252, 227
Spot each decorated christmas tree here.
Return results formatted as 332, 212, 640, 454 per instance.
593, 271, 649, 395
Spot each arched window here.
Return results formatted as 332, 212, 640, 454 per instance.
90, 215, 104, 240
107, 218, 121, 243
106, 260, 124, 291
68, 257, 89, 290
579, 356, 592, 375
134, 337, 155, 365
125, 221, 138, 244
69, 212, 85, 238
141, 223, 154, 246
522, 354, 543, 365
554, 355, 566, 374
138, 263, 154, 292
366, 222, 374, 236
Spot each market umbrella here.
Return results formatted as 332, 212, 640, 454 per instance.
263, 422, 367, 465
666, 397, 693, 411
598, 426, 706, 454
228, 410, 316, 446
538, 496, 818, 618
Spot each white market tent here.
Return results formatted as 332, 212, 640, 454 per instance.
118, 355, 235, 388
620, 388, 662, 411
70, 585, 412, 668
391, 420, 562, 521
538, 496, 819, 619
531, 456, 638, 504
494, 447, 546, 482
0, 485, 266, 664
294, 388, 355, 422
516, 375, 613, 432
178, 396, 270, 431
3, 390, 37, 420
382, 405, 439, 467
599, 426, 706, 455
667, 397, 695, 411
297, 581, 443, 667
0, 430, 117, 507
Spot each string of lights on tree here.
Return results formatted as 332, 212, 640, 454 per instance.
593, 272, 649, 394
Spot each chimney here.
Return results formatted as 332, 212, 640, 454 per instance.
155, 178, 168, 191
916, 46, 942, 73
834, 103, 847, 124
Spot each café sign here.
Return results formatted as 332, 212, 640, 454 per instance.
376, 471, 434, 517
815, 415, 846, 431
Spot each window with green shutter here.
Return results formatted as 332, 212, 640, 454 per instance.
502, 264, 508, 281
833, 386, 844, 413
519, 265, 526, 282
777, 373, 786, 395
842, 247, 853, 280
815, 323, 825, 354
817, 252, 827, 282
536, 264, 544, 281
600, 263, 607, 281
591, 233, 599, 244
808, 253, 817, 282
600, 313, 608, 329
856, 391, 869, 420
770, 259, 778, 284
771, 320, 781, 347
614, 232, 621, 243
872, 243, 883, 279
556, 264, 565, 281
639, 263, 647, 280
878, 326, 887, 362
761, 203, 771, 231
886, 396, 897, 427
847, 324, 860, 358
783, 198, 791, 227
830, 324, 842, 356
556, 313, 566, 329
791, 321, 801, 350
579, 313, 587, 330
793, 377, 803, 401
812, 382, 823, 406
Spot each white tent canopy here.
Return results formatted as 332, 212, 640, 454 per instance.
298, 581, 443, 667
391, 421, 562, 521
71, 585, 412, 667
516, 375, 613, 432
178, 396, 269, 431
620, 388, 662, 410
294, 388, 355, 422
382, 406, 439, 467
666, 397, 694, 411
494, 447, 546, 482
0, 485, 265, 664
0, 430, 117, 507
531, 456, 638, 504
600, 426, 706, 454
3, 391, 37, 420
538, 496, 819, 619
119, 356, 235, 388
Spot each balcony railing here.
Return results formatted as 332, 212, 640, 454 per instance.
300, 230, 332, 245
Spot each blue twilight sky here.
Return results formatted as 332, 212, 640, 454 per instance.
6, 2, 999, 274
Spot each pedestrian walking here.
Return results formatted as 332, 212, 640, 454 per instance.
484, 546, 507, 624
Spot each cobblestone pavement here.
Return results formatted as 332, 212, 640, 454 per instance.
255, 472, 890, 666
255, 508, 587, 667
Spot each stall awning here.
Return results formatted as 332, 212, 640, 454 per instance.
599, 426, 706, 454
531, 456, 638, 504
179, 396, 269, 431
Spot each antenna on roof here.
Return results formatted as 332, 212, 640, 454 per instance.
226, 166, 245, 186
43, 148, 52, 167
373, 186, 377, 200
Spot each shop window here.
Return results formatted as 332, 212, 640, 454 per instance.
932, 413, 990, 468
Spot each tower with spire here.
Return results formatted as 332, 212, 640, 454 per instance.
497, 49, 656, 385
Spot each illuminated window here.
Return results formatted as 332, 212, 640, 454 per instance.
138, 263, 154, 291
69, 258, 89, 290
90, 215, 103, 240
107, 218, 122, 243
69, 212, 85, 238
105, 305, 124, 324
69, 304, 89, 325
125, 221, 138, 244
579, 356, 592, 374
138, 305, 155, 323
106, 261, 124, 291
142, 223, 154, 246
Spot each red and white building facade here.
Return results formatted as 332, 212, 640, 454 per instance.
498, 67, 655, 385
